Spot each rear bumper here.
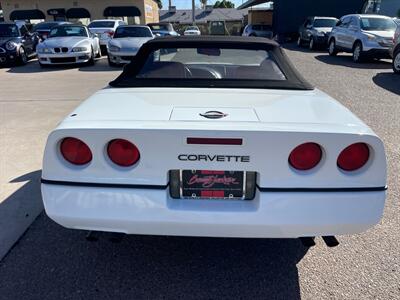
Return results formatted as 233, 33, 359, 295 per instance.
364, 48, 392, 59
41, 183, 386, 238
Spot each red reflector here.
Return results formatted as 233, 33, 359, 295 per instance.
337, 143, 369, 171
60, 137, 92, 165
107, 139, 140, 167
289, 142, 322, 171
187, 138, 242, 145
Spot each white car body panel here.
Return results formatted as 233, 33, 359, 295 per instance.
184, 29, 201, 36
41, 86, 387, 238
42, 185, 385, 238
37, 35, 100, 65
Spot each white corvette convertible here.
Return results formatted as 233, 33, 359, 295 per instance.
41, 37, 387, 244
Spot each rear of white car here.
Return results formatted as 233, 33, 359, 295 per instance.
41, 88, 386, 238
41, 37, 387, 239
88, 19, 126, 54
184, 26, 201, 36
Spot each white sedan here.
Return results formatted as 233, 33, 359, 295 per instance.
41, 36, 387, 245
184, 26, 201, 36
37, 24, 100, 66
107, 25, 154, 66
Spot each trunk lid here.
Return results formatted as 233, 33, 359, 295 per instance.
63, 87, 370, 133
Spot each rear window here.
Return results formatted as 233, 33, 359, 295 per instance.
88, 21, 115, 28
136, 47, 286, 81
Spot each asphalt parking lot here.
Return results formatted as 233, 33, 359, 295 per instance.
0, 47, 399, 299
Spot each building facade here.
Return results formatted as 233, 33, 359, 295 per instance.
159, 6, 248, 35
238, 0, 366, 39
1, 0, 159, 24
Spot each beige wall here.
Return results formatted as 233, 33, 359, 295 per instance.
248, 10, 273, 25
2, 0, 159, 24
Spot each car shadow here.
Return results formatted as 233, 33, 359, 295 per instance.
314, 54, 392, 70
0, 170, 310, 299
5, 58, 118, 73
0, 170, 43, 260
283, 42, 327, 54
373, 72, 400, 95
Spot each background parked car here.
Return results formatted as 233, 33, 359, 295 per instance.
33, 21, 70, 40
298, 16, 338, 49
147, 23, 179, 36
184, 26, 201, 36
328, 14, 397, 63
107, 25, 154, 66
242, 24, 273, 38
88, 19, 127, 55
0, 22, 38, 66
37, 24, 100, 67
391, 25, 400, 74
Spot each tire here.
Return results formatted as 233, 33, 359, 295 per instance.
87, 48, 95, 66
18, 47, 28, 65
309, 37, 315, 50
328, 39, 338, 56
352, 42, 364, 63
392, 50, 400, 74
107, 55, 118, 67
297, 36, 303, 47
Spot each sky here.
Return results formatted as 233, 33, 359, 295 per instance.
161, 0, 248, 9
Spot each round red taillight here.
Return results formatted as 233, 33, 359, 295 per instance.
107, 139, 140, 167
289, 142, 322, 171
60, 137, 92, 165
337, 143, 369, 171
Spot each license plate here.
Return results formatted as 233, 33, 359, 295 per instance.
181, 170, 245, 199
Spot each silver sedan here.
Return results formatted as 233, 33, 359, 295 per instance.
37, 24, 101, 66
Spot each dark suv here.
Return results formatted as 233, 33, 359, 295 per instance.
0, 22, 38, 66
298, 16, 338, 50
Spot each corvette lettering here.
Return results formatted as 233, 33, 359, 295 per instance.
178, 154, 250, 162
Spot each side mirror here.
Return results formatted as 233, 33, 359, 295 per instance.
306, 24, 312, 29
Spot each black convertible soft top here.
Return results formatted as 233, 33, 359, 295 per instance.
110, 36, 313, 90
